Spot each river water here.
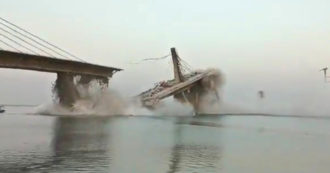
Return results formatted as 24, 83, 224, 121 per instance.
1, 112, 330, 173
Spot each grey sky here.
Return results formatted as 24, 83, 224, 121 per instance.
1, 0, 330, 114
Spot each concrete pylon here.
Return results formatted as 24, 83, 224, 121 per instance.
55, 72, 80, 107
171, 48, 184, 83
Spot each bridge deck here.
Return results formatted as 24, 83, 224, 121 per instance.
140, 70, 215, 106
0, 50, 121, 77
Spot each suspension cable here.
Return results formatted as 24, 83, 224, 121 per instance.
0, 26, 55, 57
0, 21, 74, 60
0, 33, 38, 54
0, 39, 23, 52
0, 17, 86, 62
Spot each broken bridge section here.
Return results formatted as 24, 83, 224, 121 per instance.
0, 50, 122, 107
0, 17, 124, 108
139, 48, 221, 113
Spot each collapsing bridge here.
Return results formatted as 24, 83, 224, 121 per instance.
139, 48, 221, 113
0, 17, 121, 107
0, 17, 220, 113
0, 50, 121, 106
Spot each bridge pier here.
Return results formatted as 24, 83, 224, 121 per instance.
54, 73, 110, 107
55, 72, 80, 107
0, 50, 121, 109
174, 84, 204, 114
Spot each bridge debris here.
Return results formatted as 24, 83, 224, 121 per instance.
138, 48, 223, 113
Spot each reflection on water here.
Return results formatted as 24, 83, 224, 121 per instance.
168, 119, 222, 173
0, 116, 113, 173
50, 117, 112, 172
53, 117, 111, 152
1, 114, 330, 172
0, 115, 223, 173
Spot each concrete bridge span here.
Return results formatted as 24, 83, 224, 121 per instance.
0, 50, 121, 77
0, 50, 122, 107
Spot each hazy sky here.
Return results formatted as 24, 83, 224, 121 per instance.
1, 0, 330, 114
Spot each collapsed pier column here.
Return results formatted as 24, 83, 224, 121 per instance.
55, 72, 80, 107
54, 73, 111, 108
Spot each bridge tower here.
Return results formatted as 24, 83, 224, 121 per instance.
170, 48, 184, 83
170, 48, 203, 113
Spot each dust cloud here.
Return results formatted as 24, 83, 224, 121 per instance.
33, 68, 330, 117
36, 75, 160, 116
34, 68, 275, 116
34, 68, 228, 116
